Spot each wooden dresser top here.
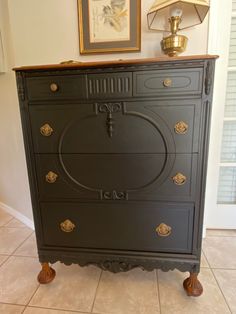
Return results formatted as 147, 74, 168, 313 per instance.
13, 55, 218, 72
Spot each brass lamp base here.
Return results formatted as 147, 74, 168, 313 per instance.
161, 34, 188, 57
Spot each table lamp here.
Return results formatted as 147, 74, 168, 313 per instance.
147, 0, 210, 57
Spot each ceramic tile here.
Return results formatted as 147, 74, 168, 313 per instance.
93, 268, 160, 314
0, 255, 9, 266
30, 263, 101, 312
206, 229, 236, 237
0, 208, 13, 226
213, 269, 236, 313
24, 307, 87, 314
0, 303, 24, 313
5, 218, 28, 228
0, 256, 39, 305
158, 268, 230, 314
14, 233, 37, 257
0, 227, 32, 254
203, 236, 236, 269
201, 251, 209, 268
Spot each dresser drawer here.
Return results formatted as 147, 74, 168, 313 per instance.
35, 153, 197, 201
133, 68, 203, 97
40, 202, 194, 253
26, 75, 87, 101
30, 99, 201, 154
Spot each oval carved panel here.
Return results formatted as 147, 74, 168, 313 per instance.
58, 107, 175, 195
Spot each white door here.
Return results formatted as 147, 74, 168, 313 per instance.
205, 0, 236, 229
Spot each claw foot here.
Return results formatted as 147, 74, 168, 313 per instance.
183, 272, 203, 297
37, 262, 56, 284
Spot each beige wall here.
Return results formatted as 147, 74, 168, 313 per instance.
0, 0, 32, 220
0, 0, 209, 221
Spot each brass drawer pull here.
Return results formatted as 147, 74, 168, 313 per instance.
40, 124, 53, 137
156, 223, 172, 237
172, 173, 187, 185
46, 171, 58, 183
175, 121, 188, 134
163, 78, 172, 87
50, 83, 59, 92
60, 219, 75, 233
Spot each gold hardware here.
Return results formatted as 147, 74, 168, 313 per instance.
163, 78, 172, 87
172, 173, 187, 185
40, 124, 53, 137
60, 219, 75, 233
161, 33, 188, 57
175, 121, 188, 134
60, 60, 82, 64
45, 171, 58, 184
156, 223, 172, 237
50, 83, 59, 92
147, 0, 210, 57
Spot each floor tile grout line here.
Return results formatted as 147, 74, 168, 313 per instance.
206, 235, 236, 238
0, 215, 14, 227
201, 250, 210, 268
90, 269, 103, 313
209, 267, 233, 314
21, 283, 41, 314
202, 249, 212, 270
156, 269, 162, 314
26, 304, 92, 313
203, 248, 236, 271
211, 267, 236, 270
0, 255, 12, 269
0, 301, 26, 307
9, 230, 35, 257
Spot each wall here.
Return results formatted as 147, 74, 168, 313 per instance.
8, 0, 209, 65
0, 0, 209, 223
0, 0, 33, 222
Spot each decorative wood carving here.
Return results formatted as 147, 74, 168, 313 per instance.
39, 253, 200, 274
37, 262, 56, 284
88, 76, 131, 96
98, 103, 122, 137
16, 73, 25, 101
205, 61, 213, 95
183, 272, 203, 297
102, 190, 128, 200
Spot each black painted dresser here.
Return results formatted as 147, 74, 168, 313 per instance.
14, 55, 217, 296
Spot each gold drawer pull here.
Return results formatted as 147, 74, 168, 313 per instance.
46, 171, 58, 183
50, 83, 59, 92
40, 124, 53, 137
163, 78, 172, 87
172, 173, 187, 185
156, 223, 172, 237
60, 219, 75, 233
175, 121, 188, 134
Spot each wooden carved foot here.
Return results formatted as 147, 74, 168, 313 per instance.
183, 272, 203, 297
37, 262, 56, 284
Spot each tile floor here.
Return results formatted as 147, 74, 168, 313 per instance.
0, 207, 236, 314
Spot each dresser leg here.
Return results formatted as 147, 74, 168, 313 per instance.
183, 272, 203, 297
37, 262, 56, 284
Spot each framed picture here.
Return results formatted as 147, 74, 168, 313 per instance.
78, 0, 141, 54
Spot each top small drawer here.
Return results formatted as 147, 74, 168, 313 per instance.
133, 68, 203, 97
26, 75, 87, 101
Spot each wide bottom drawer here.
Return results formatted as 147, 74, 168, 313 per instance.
40, 202, 194, 253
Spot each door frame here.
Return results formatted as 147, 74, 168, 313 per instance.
204, 0, 235, 229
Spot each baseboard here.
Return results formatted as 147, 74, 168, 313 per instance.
0, 201, 34, 230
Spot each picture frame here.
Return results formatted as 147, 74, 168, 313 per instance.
78, 0, 141, 54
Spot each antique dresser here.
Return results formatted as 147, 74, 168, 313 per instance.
14, 55, 217, 296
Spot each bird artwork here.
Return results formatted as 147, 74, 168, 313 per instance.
90, 0, 129, 43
